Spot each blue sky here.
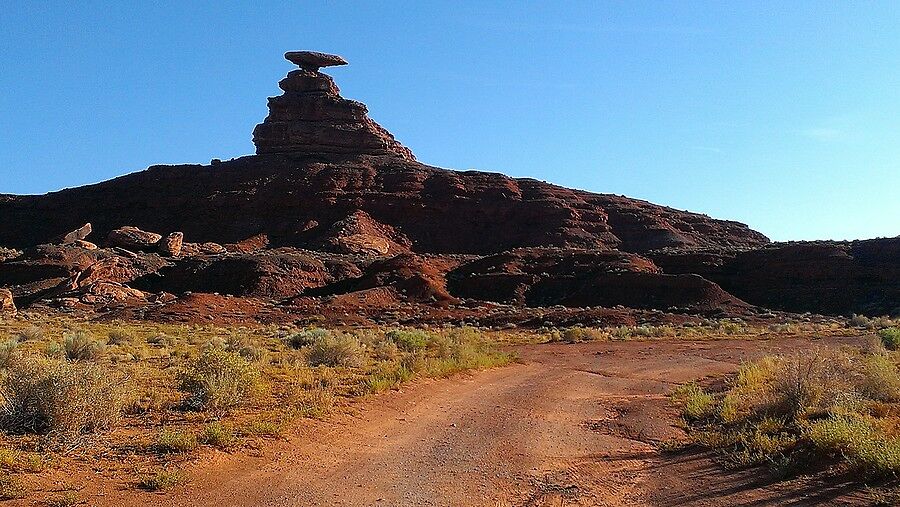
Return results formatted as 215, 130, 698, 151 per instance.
1, 1, 898, 241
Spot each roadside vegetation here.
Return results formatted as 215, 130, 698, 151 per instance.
0, 314, 513, 503
671, 333, 900, 489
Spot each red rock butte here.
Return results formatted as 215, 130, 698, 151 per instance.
0, 51, 897, 323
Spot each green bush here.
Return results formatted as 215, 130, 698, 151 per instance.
156, 428, 198, 453
200, 421, 235, 447
673, 383, 716, 421
878, 328, 900, 351
286, 328, 330, 349
178, 348, 259, 412
0, 356, 125, 441
306, 333, 364, 367
807, 415, 900, 478
385, 329, 430, 352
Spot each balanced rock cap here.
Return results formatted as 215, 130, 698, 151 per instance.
284, 51, 349, 72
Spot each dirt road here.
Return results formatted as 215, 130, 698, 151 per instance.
117, 336, 868, 506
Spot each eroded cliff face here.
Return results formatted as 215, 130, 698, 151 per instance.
2, 51, 890, 324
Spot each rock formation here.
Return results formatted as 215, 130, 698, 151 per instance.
0, 50, 894, 324
0, 288, 15, 316
252, 52, 415, 160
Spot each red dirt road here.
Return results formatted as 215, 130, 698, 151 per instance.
104, 336, 869, 506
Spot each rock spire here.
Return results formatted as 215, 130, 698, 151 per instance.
252, 51, 415, 160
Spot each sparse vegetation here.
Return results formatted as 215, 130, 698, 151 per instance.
674, 346, 900, 478
138, 468, 182, 491
0, 356, 125, 442
0, 473, 26, 499
306, 332, 365, 367
156, 428, 199, 454
199, 421, 234, 448
878, 327, 900, 351
178, 347, 259, 412
61, 331, 105, 361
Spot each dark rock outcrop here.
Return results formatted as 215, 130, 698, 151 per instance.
449, 248, 747, 312
650, 238, 900, 316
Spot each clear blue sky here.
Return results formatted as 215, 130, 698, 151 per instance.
2, 1, 898, 241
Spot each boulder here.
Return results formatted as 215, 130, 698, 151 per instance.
74, 240, 98, 250
106, 226, 162, 250
55, 223, 92, 245
158, 232, 184, 256
284, 51, 348, 72
0, 288, 15, 316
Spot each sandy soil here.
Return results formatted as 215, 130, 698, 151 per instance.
81, 336, 871, 506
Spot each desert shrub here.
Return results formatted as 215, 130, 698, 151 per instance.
609, 326, 633, 340
15, 326, 44, 342
385, 329, 430, 352
200, 422, 234, 447
0, 356, 125, 441
859, 354, 900, 402
673, 383, 716, 421
0, 473, 25, 499
425, 333, 453, 358
878, 328, 900, 351
46, 491, 79, 507
766, 348, 861, 417
371, 337, 400, 361
62, 331, 105, 361
137, 468, 182, 491
561, 327, 605, 343
358, 361, 415, 395
850, 314, 875, 329
807, 415, 900, 477
285, 328, 330, 349
306, 333, 364, 367
178, 347, 259, 412
146, 333, 177, 347
156, 428, 198, 453
0, 340, 19, 369
678, 347, 900, 479
293, 386, 335, 418
225, 333, 268, 363
106, 329, 134, 345
0, 247, 21, 263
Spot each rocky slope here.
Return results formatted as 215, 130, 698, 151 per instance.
0, 51, 894, 323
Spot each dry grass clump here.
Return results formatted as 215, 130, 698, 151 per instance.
199, 421, 234, 448
675, 346, 900, 478
155, 428, 198, 454
0, 356, 125, 442
0, 340, 20, 369
60, 331, 105, 361
137, 468, 182, 491
306, 332, 365, 368
178, 347, 259, 413
15, 326, 44, 342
